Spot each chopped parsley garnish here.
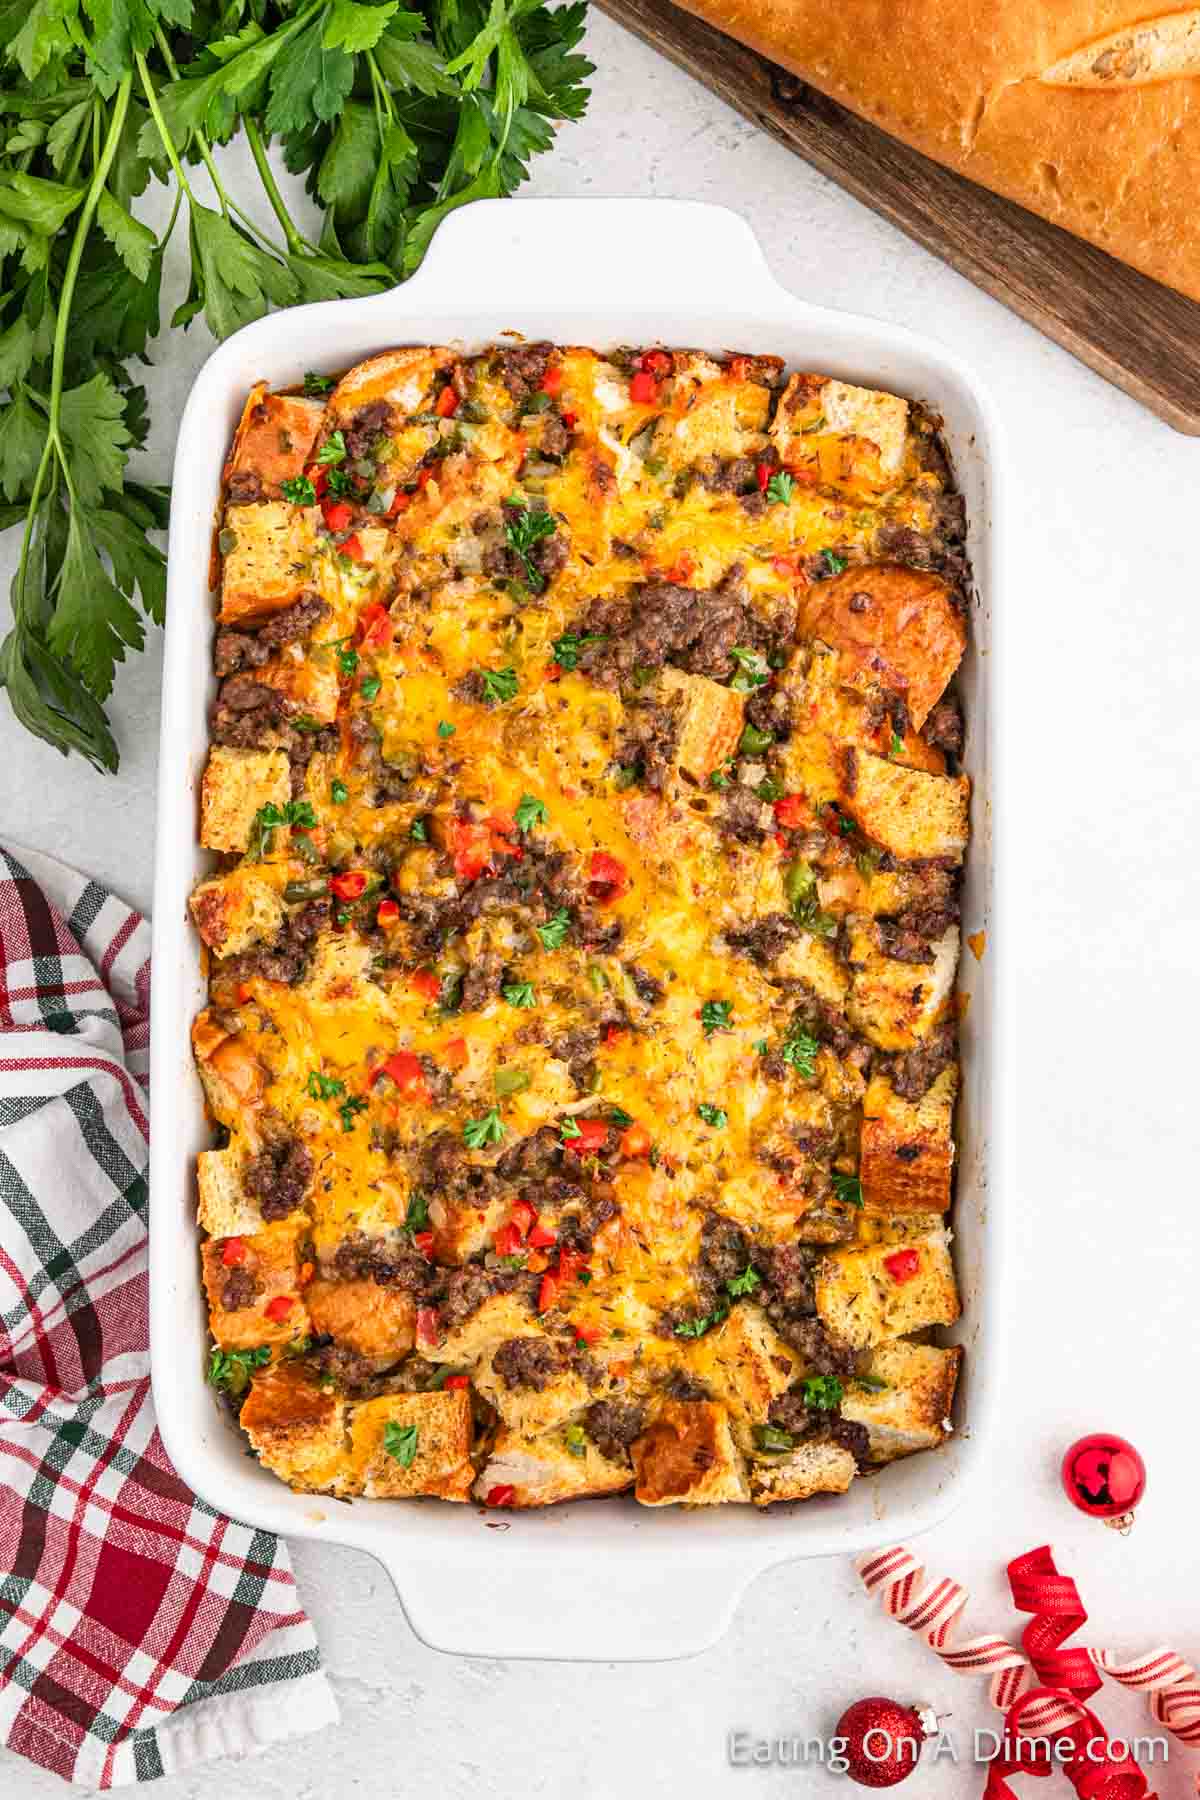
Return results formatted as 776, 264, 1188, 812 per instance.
821, 549, 848, 576
337, 643, 359, 676
537, 909, 571, 951
708, 768, 731, 790
700, 999, 732, 1036
325, 467, 353, 498
281, 474, 317, 506
726, 1264, 761, 1297
753, 1038, 769, 1055
502, 982, 536, 1008
781, 1030, 820, 1078
338, 1095, 369, 1133
730, 646, 770, 693
481, 667, 519, 705
765, 471, 794, 506
383, 1421, 419, 1468
558, 1117, 583, 1141
306, 1070, 345, 1101
317, 430, 347, 466
890, 731, 904, 757
207, 1345, 271, 1396
756, 777, 784, 801
404, 1191, 430, 1233
831, 1171, 864, 1209
674, 1300, 730, 1340
793, 896, 838, 939
330, 779, 348, 805
697, 1103, 727, 1129
503, 497, 557, 593
410, 818, 428, 842
304, 372, 335, 396
802, 1374, 844, 1410
551, 631, 607, 670
359, 675, 382, 702
249, 799, 316, 860
514, 793, 547, 833
607, 1104, 634, 1128
437, 720, 455, 738
463, 1107, 505, 1148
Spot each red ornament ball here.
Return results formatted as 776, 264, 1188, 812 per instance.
834, 1697, 932, 1788
1061, 1433, 1146, 1525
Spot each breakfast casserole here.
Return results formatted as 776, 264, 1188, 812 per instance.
190, 341, 969, 1509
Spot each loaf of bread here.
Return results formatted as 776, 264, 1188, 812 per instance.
672, 1, 1200, 303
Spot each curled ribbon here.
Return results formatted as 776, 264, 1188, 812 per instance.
857, 1543, 1199, 1797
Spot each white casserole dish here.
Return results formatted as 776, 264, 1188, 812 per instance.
150, 197, 1004, 1662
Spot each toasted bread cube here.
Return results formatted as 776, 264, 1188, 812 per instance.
657, 667, 744, 781
655, 366, 771, 464
848, 927, 958, 1050
226, 386, 325, 497
750, 1439, 858, 1505
189, 869, 285, 957
799, 566, 965, 731
814, 1228, 959, 1349
841, 753, 969, 863
305, 1278, 415, 1367
685, 1305, 798, 1444
771, 374, 909, 489
428, 1191, 511, 1264
424, 1292, 537, 1366
255, 648, 339, 725
771, 931, 851, 1006
841, 1341, 962, 1462
329, 346, 454, 418
219, 503, 318, 624
202, 1223, 308, 1351
241, 1363, 350, 1495
861, 1067, 957, 1212
351, 1391, 474, 1500
474, 1426, 633, 1507
473, 1337, 591, 1437
199, 747, 290, 853
196, 1145, 262, 1238
192, 1016, 267, 1125
632, 1401, 750, 1506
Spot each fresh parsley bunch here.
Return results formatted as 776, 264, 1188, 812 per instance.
0, 0, 593, 769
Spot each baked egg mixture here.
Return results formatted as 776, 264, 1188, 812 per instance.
191, 341, 969, 1508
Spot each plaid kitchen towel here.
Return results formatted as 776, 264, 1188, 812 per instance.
0, 843, 338, 1788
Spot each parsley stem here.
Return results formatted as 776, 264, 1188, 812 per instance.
135, 54, 195, 204
244, 119, 314, 258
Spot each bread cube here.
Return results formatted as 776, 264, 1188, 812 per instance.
424, 1292, 538, 1367
201, 1223, 308, 1351
771, 931, 851, 1006
241, 1363, 350, 1495
199, 746, 290, 853
631, 1401, 750, 1506
653, 365, 771, 465
841, 752, 969, 862
814, 1228, 960, 1349
847, 927, 958, 1050
255, 648, 340, 725
428, 1190, 511, 1264
473, 1336, 590, 1437
861, 1067, 957, 1212
305, 1278, 415, 1367
192, 1016, 267, 1126
685, 1305, 798, 1443
770, 374, 910, 490
474, 1426, 632, 1507
196, 1144, 262, 1238
219, 502, 318, 624
350, 1391, 474, 1500
841, 1341, 962, 1462
189, 869, 285, 957
799, 566, 965, 731
225, 385, 325, 497
657, 667, 744, 781
328, 346, 453, 418
750, 1439, 858, 1505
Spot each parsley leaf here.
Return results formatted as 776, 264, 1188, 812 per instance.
820, 549, 848, 576
765, 471, 794, 505
383, 1421, 419, 1468
437, 720, 455, 738
249, 799, 316, 860
536, 908, 571, 951
207, 1345, 271, 1397
463, 1107, 505, 1148
802, 1375, 844, 1410
831, 1172, 864, 1209
697, 1103, 727, 1128
331, 778, 348, 804
337, 1095, 368, 1132
514, 792, 547, 832
481, 666, 518, 705
503, 496, 556, 592
674, 1298, 730, 1340
726, 1264, 761, 1297
281, 474, 317, 506
306, 1070, 345, 1100
551, 630, 606, 671
304, 372, 335, 396
729, 646, 770, 692
360, 674, 382, 702
781, 1030, 820, 1078
558, 1116, 582, 1141
317, 430, 347, 466
502, 982, 536, 1008
700, 999, 732, 1036
404, 1190, 430, 1233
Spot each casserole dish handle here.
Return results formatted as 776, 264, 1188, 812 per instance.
380, 1534, 761, 1662
404, 195, 781, 315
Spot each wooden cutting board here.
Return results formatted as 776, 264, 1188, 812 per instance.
598, 0, 1200, 435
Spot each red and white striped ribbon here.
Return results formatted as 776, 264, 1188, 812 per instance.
857, 1545, 1200, 1783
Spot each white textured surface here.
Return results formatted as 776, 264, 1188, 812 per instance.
4, 11, 1200, 1796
